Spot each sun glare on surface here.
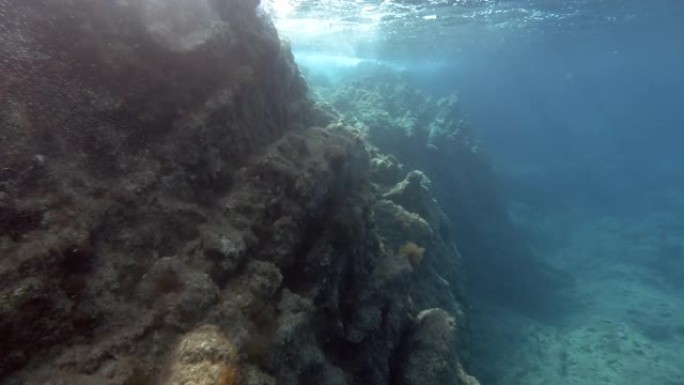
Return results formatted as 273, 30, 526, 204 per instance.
261, 0, 296, 18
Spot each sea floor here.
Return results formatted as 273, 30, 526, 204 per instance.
469, 192, 684, 385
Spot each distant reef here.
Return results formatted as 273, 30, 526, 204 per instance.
1, 1, 550, 384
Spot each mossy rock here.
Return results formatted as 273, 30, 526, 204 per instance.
0, 277, 44, 315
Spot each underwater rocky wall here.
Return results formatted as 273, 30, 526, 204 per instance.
312, 67, 568, 313
0, 1, 480, 385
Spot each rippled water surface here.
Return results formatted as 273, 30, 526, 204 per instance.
263, 0, 674, 59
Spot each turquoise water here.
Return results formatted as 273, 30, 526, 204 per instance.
270, 1, 684, 384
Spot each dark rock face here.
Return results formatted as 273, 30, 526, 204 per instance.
398, 309, 460, 385
0, 1, 478, 384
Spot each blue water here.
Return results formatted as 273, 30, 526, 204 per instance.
269, 0, 684, 383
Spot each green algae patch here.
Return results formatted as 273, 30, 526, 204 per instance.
0, 277, 44, 315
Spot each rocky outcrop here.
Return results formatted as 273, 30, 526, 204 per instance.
1, 0, 309, 379
314, 66, 567, 312
397, 309, 460, 385
162, 325, 239, 385
1, 1, 478, 384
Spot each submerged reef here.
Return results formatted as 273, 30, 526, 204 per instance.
313, 65, 569, 312
0, 1, 481, 384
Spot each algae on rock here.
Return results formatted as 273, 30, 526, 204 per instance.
312, 64, 568, 313
1, 1, 482, 384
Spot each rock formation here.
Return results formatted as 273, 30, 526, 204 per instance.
313, 66, 567, 312
0, 1, 484, 384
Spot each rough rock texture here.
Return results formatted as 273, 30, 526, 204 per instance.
398, 309, 459, 385
162, 325, 239, 385
314, 66, 569, 313
1, 1, 478, 384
